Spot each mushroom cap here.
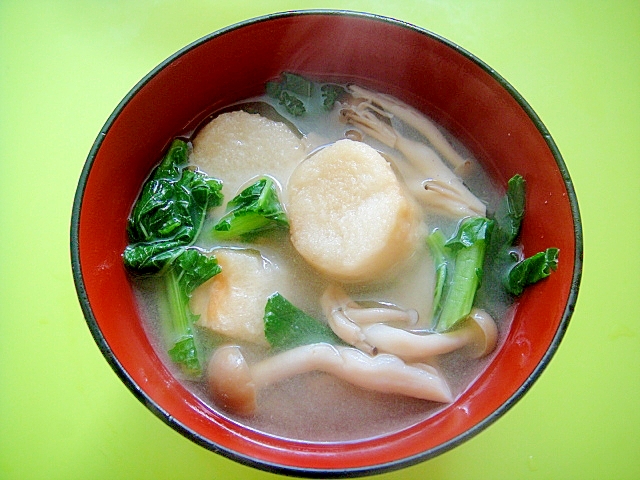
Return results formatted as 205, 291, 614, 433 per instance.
207, 345, 257, 416
465, 308, 499, 358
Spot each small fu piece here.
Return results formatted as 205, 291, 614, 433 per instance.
190, 248, 274, 346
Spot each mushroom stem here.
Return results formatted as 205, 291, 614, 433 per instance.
348, 84, 472, 174
343, 305, 418, 325
394, 135, 486, 218
362, 308, 498, 361
322, 284, 418, 326
323, 285, 498, 362
207, 343, 453, 416
340, 103, 485, 219
321, 284, 418, 355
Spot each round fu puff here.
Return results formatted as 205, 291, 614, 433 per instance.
287, 139, 421, 284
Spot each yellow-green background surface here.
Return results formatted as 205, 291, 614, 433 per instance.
1, 1, 638, 479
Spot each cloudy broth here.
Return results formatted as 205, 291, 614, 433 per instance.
133, 81, 513, 442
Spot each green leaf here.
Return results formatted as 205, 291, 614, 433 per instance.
156, 137, 190, 178
281, 72, 314, 97
168, 336, 201, 376
172, 248, 221, 294
426, 229, 450, 320
493, 174, 526, 246
445, 216, 493, 251
483, 174, 560, 298
213, 178, 288, 240
278, 91, 306, 116
123, 138, 224, 376
122, 241, 186, 274
161, 248, 222, 377
123, 138, 223, 273
321, 84, 346, 110
266, 80, 283, 99
264, 293, 342, 351
265, 72, 311, 116
505, 248, 559, 296
434, 217, 493, 332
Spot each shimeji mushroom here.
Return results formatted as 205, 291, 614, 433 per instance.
207, 343, 453, 416
322, 285, 498, 362
320, 284, 418, 355
357, 309, 498, 361
348, 84, 471, 174
339, 90, 486, 219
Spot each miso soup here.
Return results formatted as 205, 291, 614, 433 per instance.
125, 75, 556, 442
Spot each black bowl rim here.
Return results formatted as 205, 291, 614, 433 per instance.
70, 9, 583, 478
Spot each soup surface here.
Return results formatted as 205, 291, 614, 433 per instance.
130, 76, 521, 442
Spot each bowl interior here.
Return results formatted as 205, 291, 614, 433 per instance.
72, 11, 581, 476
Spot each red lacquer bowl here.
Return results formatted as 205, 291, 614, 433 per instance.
71, 10, 582, 477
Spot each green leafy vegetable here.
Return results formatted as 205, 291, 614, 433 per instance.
446, 216, 494, 251
278, 91, 306, 117
212, 177, 289, 240
264, 293, 343, 351
432, 217, 493, 332
266, 72, 346, 116
123, 139, 224, 376
172, 248, 222, 293
123, 241, 187, 273
505, 248, 559, 296
266, 72, 313, 116
485, 174, 560, 296
123, 139, 224, 273
428, 175, 561, 332
280, 72, 314, 97
167, 336, 200, 374
425, 229, 449, 319
265, 79, 282, 99
321, 84, 346, 110
162, 248, 221, 376
491, 174, 526, 248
